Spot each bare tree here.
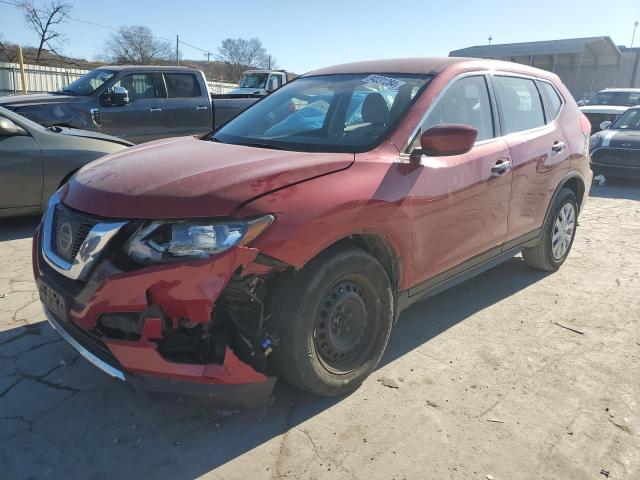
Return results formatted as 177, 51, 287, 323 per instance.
217, 38, 273, 81
102, 25, 174, 65
20, 0, 72, 62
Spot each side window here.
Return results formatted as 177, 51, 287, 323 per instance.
419, 75, 494, 143
164, 73, 201, 98
539, 81, 563, 121
493, 76, 545, 134
113, 74, 159, 102
629, 92, 640, 105
268, 75, 283, 91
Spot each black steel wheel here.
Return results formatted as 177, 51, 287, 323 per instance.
269, 245, 394, 397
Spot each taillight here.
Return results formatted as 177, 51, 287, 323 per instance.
580, 113, 591, 136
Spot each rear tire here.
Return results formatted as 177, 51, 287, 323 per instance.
522, 187, 578, 272
268, 245, 394, 396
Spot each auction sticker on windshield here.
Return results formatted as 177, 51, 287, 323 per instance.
362, 74, 406, 90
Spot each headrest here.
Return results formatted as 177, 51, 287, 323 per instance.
361, 93, 390, 125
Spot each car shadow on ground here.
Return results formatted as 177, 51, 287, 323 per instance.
0, 215, 40, 241
589, 177, 640, 201
1, 255, 549, 479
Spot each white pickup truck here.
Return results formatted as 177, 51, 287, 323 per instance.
580, 88, 640, 134
211, 70, 289, 128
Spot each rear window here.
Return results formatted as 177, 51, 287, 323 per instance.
164, 73, 201, 98
493, 76, 545, 134
539, 81, 563, 120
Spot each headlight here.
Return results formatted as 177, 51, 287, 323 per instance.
124, 215, 274, 264
589, 134, 603, 151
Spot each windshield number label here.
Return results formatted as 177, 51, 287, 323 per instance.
362, 74, 406, 90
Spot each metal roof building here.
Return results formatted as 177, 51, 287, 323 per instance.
450, 37, 640, 100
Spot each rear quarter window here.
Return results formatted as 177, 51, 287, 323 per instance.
493, 76, 545, 134
164, 73, 202, 98
539, 81, 563, 121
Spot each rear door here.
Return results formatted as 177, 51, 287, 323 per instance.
99, 72, 166, 143
490, 75, 571, 243
161, 72, 211, 137
407, 74, 513, 289
0, 115, 42, 210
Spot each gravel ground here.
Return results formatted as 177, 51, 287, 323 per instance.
1, 179, 639, 480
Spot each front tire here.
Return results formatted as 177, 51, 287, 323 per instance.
522, 187, 578, 272
268, 246, 394, 396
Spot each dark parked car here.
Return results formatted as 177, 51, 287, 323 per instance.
0, 66, 290, 143
0, 106, 130, 218
34, 58, 592, 407
0, 66, 212, 144
589, 106, 640, 179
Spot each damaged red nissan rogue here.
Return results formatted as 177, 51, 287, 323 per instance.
34, 58, 592, 406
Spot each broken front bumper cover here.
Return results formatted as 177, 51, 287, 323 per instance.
45, 310, 276, 409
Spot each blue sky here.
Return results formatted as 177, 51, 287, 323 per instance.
1, 0, 639, 73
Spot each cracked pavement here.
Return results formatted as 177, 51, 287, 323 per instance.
1, 181, 639, 480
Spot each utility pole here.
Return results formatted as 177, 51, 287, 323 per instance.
621, 20, 639, 87
488, 35, 493, 45
205, 51, 211, 80
176, 35, 180, 66
268, 54, 271, 69
17, 46, 27, 94
631, 20, 640, 87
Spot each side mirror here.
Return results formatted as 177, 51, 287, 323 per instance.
576, 99, 587, 107
413, 124, 478, 159
0, 117, 27, 136
100, 86, 129, 107
600, 120, 612, 130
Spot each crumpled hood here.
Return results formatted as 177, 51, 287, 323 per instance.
61, 136, 354, 218
0, 93, 78, 108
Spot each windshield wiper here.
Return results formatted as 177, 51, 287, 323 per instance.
238, 141, 293, 151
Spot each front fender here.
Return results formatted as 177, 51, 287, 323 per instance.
236, 157, 415, 289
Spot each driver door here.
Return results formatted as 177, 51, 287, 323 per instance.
406, 75, 513, 291
0, 115, 43, 211
99, 73, 166, 143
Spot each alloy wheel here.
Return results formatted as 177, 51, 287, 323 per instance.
552, 202, 576, 260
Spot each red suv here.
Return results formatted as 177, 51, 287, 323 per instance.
34, 58, 592, 406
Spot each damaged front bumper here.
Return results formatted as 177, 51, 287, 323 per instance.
34, 214, 283, 408
45, 310, 276, 408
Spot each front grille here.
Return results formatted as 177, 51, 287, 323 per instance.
592, 148, 640, 168
585, 113, 620, 133
52, 203, 99, 261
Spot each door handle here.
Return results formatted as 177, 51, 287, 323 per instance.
149, 108, 162, 113
490, 159, 511, 177
552, 141, 565, 153
195, 105, 208, 111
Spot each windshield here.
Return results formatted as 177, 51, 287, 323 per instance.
58, 69, 116, 96
213, 73, 431, 153
239, 73, 269, 89
588, 91, 640, 107
612, 109, 640, 130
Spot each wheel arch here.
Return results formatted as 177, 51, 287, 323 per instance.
544, 171, 586, 226
276, 233, 402, 295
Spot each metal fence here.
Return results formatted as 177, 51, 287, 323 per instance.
0, 62, 237, 96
